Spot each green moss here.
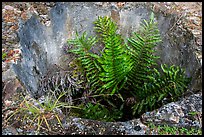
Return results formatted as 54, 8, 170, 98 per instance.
147, 123, 202, 135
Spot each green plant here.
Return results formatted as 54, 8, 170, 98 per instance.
132, 64, 190, 115
81, 102, 122, 122
6, 91, 82, 132
65, 13, 190, 120
125, 12, 161, 91
67, 32, 102, 93
124, 13, 190, 115
147, 123, 202, 135
188, 111, 199, 116
68, 92, 124, 122
94, 16, 133, 95
2, 51, 7, 60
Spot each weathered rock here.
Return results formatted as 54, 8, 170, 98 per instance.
2, 62, 10, 72
2, 64, 24, 102
141, 92, 202, 129
4, 5, 15, 11
2, 67, 17, 82
2, 78, 23, 102
63, 117, 148, 135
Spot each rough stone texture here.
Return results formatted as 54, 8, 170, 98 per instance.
2, 67, 17, 82
63, 117, 148, 135
2, 65, 24, 103
12, 3, 73, 98
141, 92, 202, 129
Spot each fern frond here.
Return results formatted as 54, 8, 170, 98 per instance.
132, 64, 190, 115
126, 12, 161, 92
94, 16, 117, 41
67, 32, 102, 92
159, 64, 191, 97
94, 16, 133, 95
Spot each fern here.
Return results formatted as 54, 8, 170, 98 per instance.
94, 16, 133, 95
65, 13, 191, 120
126, 13, 190, 115
94, 16, 117, 41
67, 32, 102, 92
126, 12, 162, 92
132, 64, 191, 115
81, 102, 122, 122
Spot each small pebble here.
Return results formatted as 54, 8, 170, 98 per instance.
16, 128, 23, 133
4, 5, 15, 11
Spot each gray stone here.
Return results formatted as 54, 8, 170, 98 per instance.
2, 62, 10, 72
16, 128, 23, 133
63, 116, 148, 135
141, 92, 202, 129
6, 22, 14, 26
2, 67, 17, 82
4, 5, 15, 10
61, 90, 202, 135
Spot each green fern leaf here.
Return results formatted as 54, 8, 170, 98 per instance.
94, 16, 133, 94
